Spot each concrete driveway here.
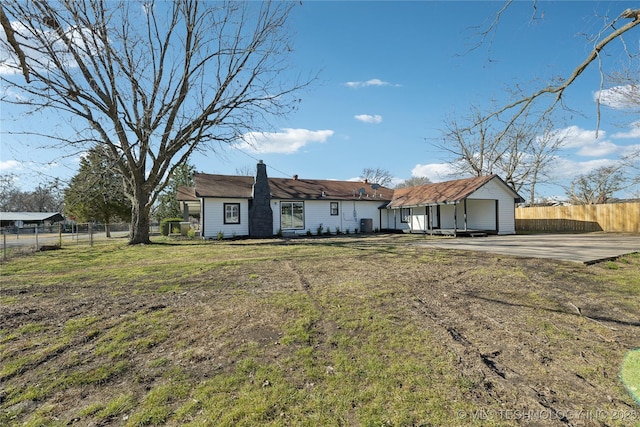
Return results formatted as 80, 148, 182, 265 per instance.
416, 233, 639, 264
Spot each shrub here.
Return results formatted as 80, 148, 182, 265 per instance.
160, 218, 184, 236
187, 228, 196, 239
217, 231, 224, 240
316, 224, 323, 236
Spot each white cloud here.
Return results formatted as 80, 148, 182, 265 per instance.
594, 85, 639, 110
0, 160, 20, 171
620, 144, 640, 157
239, 128, 334, 154
411, 163, 460, 182
550, 125, 602, 148
577, 140, 618, 157
354, 114, 382, 124
552, 157, 620, 179
344, 78, 399, 88
611, 122, 640, 139
550, 125, 619, 157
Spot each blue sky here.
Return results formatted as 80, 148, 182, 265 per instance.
1, 1, 639, 200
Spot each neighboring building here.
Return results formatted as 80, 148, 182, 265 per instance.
384, 175, 524, 235
178, 163, 523, 238
0, 212, 65, 229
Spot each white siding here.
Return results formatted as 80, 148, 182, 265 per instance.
439, 205, 456, 229
202, 198, 249, 238
435, 200, 499, 232
468, 179, 517, 234
465, 199, 496, 230
271, 199, 385, 235
383, 208, 409, 231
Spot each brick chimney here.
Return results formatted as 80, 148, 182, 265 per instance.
249, 160, 273, 237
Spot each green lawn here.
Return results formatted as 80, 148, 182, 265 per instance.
1, 234, 638, 426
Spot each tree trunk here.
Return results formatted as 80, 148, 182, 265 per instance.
129, 188, 151, 244
529, 181, 536, 206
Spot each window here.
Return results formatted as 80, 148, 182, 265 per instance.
401, 208, 411, 223
281, 202, 304, 229
330, 202, 339, 216
224, 203, 240, 224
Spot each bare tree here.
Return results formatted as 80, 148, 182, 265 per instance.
602, 60, 640, 191
479, 6, 639, 137
566, 165, 629, 205
395, 176, 431, 189
0, 174, 20, 211
361, 167, 393, 187
0, 1, 311, 244
0, 175, 64, 212
439, 105, 504, 178
235, 165, 255, 177
438, 105, 562, 203
436, 4, 639, 203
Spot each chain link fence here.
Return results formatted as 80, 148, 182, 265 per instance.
1, 223, 130, 261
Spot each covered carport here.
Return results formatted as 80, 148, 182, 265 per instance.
0, 212, 65, 229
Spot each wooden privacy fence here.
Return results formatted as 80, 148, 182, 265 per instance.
516, 202, 640, 233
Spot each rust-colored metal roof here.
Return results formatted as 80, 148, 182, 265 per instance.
387, 175, 501, 208
187, 173, 394, 201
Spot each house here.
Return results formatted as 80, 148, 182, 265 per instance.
178, 162, 523, 238
383, 174, 524, 235
178, 161, 394, 238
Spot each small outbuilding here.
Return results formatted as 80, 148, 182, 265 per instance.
383, 175, 524, 236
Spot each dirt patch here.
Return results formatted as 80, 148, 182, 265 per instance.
1, 235, 638, 425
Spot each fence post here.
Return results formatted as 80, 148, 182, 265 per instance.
35, 226, 39, 251
58, 223, 62, 247
89, 223, 93, 247
3, 230, 6, 261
